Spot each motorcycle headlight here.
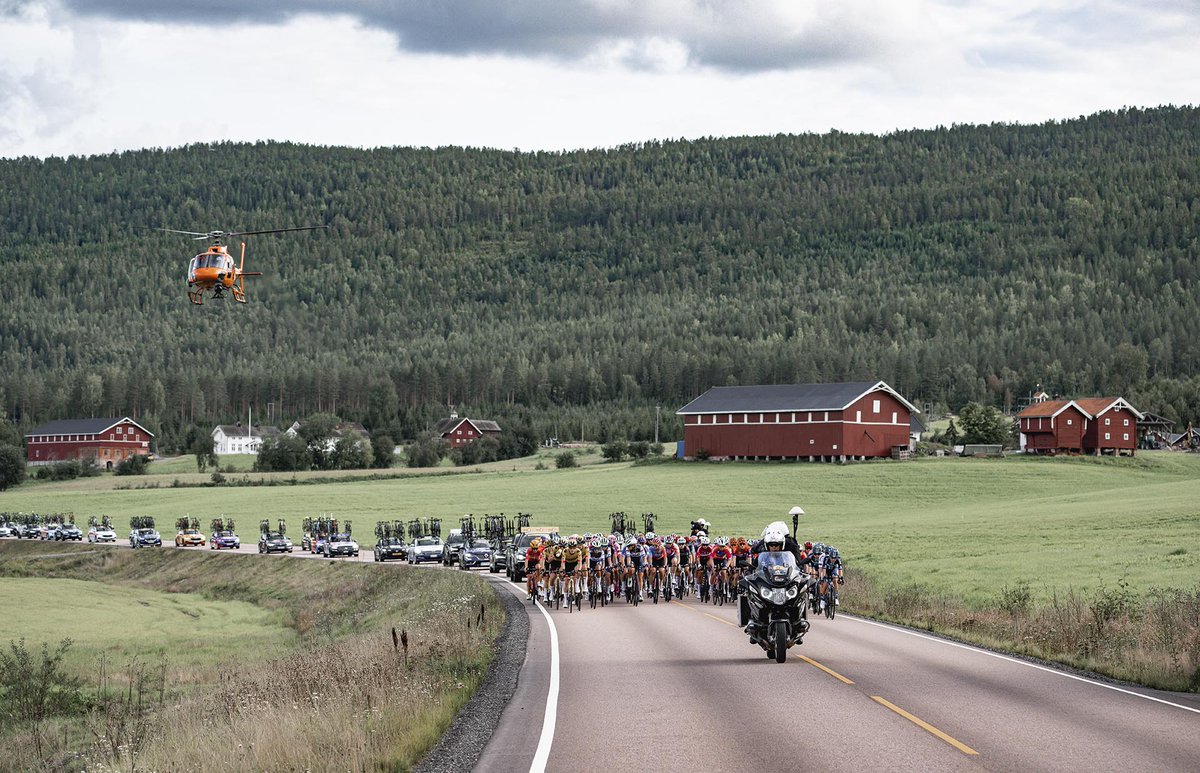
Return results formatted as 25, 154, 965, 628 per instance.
759, 585, 773, 599
786, 586, 799, 599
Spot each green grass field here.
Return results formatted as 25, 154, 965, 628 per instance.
6, 451, 1199, 603
0, 576, 293, 678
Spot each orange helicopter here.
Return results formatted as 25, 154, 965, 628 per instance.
160, 226, 326, 305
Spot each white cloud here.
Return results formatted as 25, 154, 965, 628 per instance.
0, 0, 1196, 158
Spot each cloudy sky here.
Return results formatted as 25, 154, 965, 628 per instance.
1, 0, 1196, 158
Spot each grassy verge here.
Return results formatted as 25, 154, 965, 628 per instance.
842, 568, 1200, 692
0, 541, 502, 772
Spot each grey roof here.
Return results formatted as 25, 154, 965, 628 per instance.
910, 415, 927, 433
213, 425, 280, 439
677, 381, 917, 415
27, 417, 154, 437
434, 416, 501, 435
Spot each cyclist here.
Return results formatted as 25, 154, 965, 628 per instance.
588, 537, 609, 601
711, 537, 734, 600
824, 546, 844, 606
544, 535, 564, 603
675, 535, 692, 595
694, 534, 714, 600
561, 536, 585, 605
623, 535, 646, 601
524, 536, 545, 600
663, 534, 681, 597
645, 532, 669, 600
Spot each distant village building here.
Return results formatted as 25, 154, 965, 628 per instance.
433, 411, 502, 448
1017, 397, 1142, 456
676, 380, 917, 461
285, 421, 371, 452
25, 417, 153, 469
211, 424, 280, 455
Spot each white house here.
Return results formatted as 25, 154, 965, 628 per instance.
211, 424, 280, 455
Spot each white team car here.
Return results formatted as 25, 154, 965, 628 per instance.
323, 533, 359, 558
88, 526, 117, 543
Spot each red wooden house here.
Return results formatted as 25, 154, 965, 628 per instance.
676, 381, 917, 461
25, 417, 154, 469
433, 411, 501, 448
1017, 397, 1141, 456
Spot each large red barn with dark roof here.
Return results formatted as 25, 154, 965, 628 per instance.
433, 411, 501, 448
25, 417, 154, 469
676, 381, 917, 461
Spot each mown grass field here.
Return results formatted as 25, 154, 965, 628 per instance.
6, 451, 1199, 603
0, 541, 502, 771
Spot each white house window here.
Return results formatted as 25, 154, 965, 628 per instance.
873, 399, 881, 413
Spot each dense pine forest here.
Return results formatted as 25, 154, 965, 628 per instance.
1, 106, 1198, 452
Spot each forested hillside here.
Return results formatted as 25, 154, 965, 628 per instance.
2, 106, 1198, 451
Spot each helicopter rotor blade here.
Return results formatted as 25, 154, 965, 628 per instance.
157, 228, 210, 237
223, 225, 328, 238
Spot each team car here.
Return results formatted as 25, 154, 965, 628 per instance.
88, 525, 117, 543
57, 523, 84, 541
458, 539, 493, 570
324, 532, 359, 558
175, 528, 206, 547
258, 532, 293, 554
373, 538, 408, 562
210, 530, 241, 550
407, 536, 443, 564
129, 527, 162, 547
441, 529, 466, 566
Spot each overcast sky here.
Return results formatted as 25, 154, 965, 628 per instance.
1, 0, 1196, 159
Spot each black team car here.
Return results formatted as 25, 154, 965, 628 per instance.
374, 538, 407, 562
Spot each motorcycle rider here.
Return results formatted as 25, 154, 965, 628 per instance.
743, 522, 808, 641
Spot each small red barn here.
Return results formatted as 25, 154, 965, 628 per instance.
1017, 397, 1142, 456
433, 412, 501, 448
25, 417, 154, 469
676, 381, 917, 461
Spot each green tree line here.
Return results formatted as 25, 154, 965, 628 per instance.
2, 106, 1198, 452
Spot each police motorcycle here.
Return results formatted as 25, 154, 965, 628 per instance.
738, 551, 812, 663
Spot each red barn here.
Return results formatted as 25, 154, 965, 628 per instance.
1017, 397, 1141, 456
433, 411, 501, 448
25, 417, 154, 469
677, 381, 917, 461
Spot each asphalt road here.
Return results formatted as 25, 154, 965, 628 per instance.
476, 574, 1200, 773
53, 538, 1200, 771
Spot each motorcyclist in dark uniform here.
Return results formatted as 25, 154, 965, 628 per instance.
742, 521, 810, 642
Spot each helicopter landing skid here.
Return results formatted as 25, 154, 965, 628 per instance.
188, 288, 205, 305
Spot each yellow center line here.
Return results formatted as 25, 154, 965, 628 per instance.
871, 696, 980, 756
796, 654, 854, 684
675, 599, 738, 627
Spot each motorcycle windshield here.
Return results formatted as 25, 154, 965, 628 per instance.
757, 551, 798, 584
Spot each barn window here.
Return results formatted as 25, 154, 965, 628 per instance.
1105, 432, 1111, 440
808, 412, 813, 422
1123, 433, 1129, 440
892, 412, 898, 424
1105, 418, 1110, 425
1066, 419, 1072, 425
1124, 419, 1129, 426
742, 414, 748, 423
824, 412, 829, 422
873, 399, 881, 413
832, 444, 838, 451
855, 410, 861, 423
790, 413, 795, 422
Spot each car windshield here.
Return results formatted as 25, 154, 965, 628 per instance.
471, 540, 491, 549
758, 551, 797, 568
266, 533, 283, 540
332, 533, 352, 541
215, 531, 231, 537
136, 529, 156, 536
416, 537, 438, 546
448, 533, 464, 544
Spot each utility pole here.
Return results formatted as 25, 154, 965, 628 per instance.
655, 406, 660, 444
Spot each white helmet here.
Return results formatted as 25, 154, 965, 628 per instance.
762, 520, 789, 538
646, 531, 656, 541
763, 527, 787, 546
699, 536, 711, 546
715, 536, 729, 546
695, 530, 707, 539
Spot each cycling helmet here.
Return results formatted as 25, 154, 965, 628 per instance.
626, 536, 638, 548
699, 536, 711, 546
804, 541, 813, 550
829, 547, 839, 558
676, 536, 688, 545
530, 537, 543, 549
645, 531, 656, 541
715, 536, 728, 546
695, 530, 707, 539
567, 537, 578, 547
590, 537, 604, 549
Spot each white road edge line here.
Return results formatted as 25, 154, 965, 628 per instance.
844, 615, 1200, 716
508, 577, 559, 773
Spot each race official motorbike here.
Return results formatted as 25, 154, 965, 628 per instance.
738, 551, 812, 663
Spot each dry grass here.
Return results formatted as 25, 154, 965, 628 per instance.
844, 568, 1200, 692
0, 542, 503, 772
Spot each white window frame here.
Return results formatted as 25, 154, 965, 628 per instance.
892, 412, 898, 424
873, 399, 881, 413
1067, 419, 1073, 426
1123, 419, 1129, 426
1105, 432, 1111, 440
1123, 433, 1129, 440
855, 410, 862, 423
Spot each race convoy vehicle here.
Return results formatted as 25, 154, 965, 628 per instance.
407, 536, 443, 564
130, 527, 162, 547
458, 539, 493, 570
441, 529, 465, 566
210, 530, 241, 550
374, 538, 407, 562
258, 532, 293, 554
57, 523, 84, 541
324, 532, 359, 558
175, 528, 206, 547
